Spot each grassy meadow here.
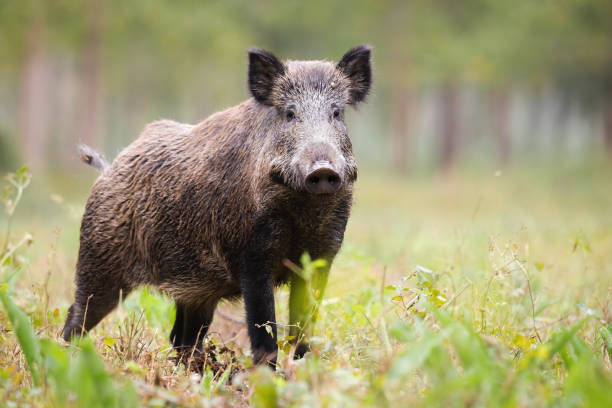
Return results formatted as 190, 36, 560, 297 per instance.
1, 160, 611, 407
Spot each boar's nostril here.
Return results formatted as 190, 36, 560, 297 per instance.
327, 174, 340, 185
305, 165, 341, 194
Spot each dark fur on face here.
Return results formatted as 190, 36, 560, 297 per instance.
62, 46, 372, 367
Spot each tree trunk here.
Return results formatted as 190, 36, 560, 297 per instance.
440, 82, 459, 172
604, 101, 612, 155
391, 87, 412, 173
387, 0, 412, 174
18, 18, 50, 170
491, 89, 511, 164
554, 89, 571, 152
77, 0, 104, 149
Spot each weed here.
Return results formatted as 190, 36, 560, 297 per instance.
0, 165, 611, 407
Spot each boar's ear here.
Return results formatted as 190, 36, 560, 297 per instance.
337, 45, 372, 105
248, 48, 285, 106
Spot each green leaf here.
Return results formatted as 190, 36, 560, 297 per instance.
200, 366, 214, 398
389, 329, 450, 378
16, 166, 29, 181
125, 361, 146, 375
103, 336, 117, 347
547, 318, 589, 358
564, 352, 612, 407
414, 265, 437, 285
601, 326, 612, 360
0, 288, 41, 385
70, 338, 139, 407
216, 360, 233, 391
251, 366, 278, 408
39, 339, 71, 405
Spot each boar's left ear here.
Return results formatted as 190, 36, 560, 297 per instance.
248, 48, 285, 106
337, 45, 372, 105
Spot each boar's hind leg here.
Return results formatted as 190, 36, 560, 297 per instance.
62, 273, 130, 342
170, 303, 185, 347
170, 301, 217, 351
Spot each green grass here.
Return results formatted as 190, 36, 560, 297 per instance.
1, 162, 611, 407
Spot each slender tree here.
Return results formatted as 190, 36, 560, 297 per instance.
76, 0, 105, 148
19, 16, 50, 170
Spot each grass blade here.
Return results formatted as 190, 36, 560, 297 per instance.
0, 287, 41, 386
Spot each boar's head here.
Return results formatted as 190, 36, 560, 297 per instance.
249, 45, 372, 195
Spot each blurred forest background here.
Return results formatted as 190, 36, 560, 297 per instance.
1, 2, 612, 405
1, 0, 612, 174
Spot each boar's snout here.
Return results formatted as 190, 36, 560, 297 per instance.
305, 161, 341, 194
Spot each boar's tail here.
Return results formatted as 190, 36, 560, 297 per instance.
78, 144, 109, 172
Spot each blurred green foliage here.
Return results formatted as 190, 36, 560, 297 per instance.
2, 0, 610, 86
3, 1, 610, 90
1, 0, 611, 171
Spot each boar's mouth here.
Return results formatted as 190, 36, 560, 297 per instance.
269, 165, 301, 189
269, 167, 309, 193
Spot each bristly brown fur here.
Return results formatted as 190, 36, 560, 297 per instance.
62, 46, 372, 367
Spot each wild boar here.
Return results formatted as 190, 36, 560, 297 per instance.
62, 45, 372, 366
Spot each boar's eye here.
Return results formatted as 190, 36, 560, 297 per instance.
286, 110, 295, 121
333, 109, 341, 118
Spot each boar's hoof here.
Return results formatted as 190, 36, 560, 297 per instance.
253, 349, 278, 369
294, 342, 311, 359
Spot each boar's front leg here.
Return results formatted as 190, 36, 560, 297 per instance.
242, 274, 277, 366
240, 223, 279, 367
